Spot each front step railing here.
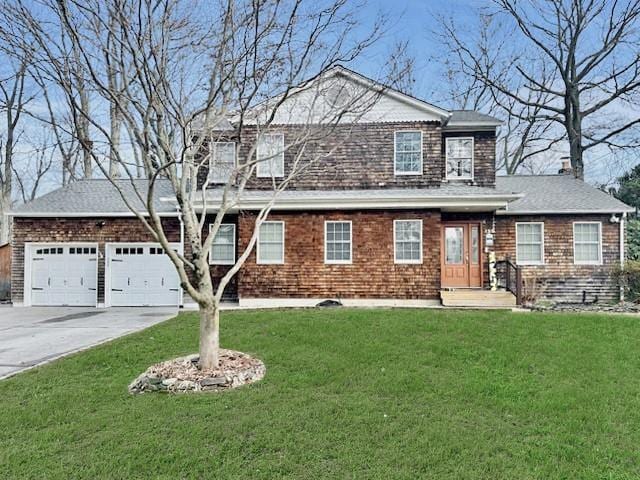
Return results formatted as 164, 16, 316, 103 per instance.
495, 258, 523, 305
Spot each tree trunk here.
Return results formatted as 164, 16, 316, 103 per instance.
198, 301, 220, 369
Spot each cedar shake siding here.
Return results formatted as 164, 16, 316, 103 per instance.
494, 214, 622, 303
236, 209, 442, 300
198, 122, 497, 190
11, 217, 181, 304
442, 131, 496, 187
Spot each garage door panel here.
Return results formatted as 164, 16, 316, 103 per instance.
108, 244, 181, 307
29, 245, 97, 306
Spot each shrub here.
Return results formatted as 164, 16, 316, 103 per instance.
613, 261, 640, 302
522, 273, 546, 305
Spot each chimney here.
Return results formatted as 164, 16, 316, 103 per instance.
558, 158, 572, 175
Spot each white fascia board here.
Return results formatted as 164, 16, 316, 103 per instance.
192, 196, 520, 212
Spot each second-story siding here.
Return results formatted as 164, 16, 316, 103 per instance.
199, 121, 496, 190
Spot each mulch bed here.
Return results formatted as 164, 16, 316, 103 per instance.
128, 349, 265, 394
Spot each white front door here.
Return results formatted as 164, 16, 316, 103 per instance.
30, 245, 97, 306
107, 244, 181, 306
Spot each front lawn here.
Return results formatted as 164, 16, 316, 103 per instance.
2, 308, 640, 479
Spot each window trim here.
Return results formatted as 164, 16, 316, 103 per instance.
573, 221, 603, 265
515, 222, 545, 265
209, 223, 236, 265
256, 220, 285, 264
394, 219, 423, 264
208, 141, 236, 184
256, 133, 285, 178
394, 130, 423, 176
324, 220, 353, 265
445, 136, 474, 181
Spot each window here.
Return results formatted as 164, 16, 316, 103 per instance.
574, 222, 602, 264
209, 142, 236, 183
446, 137, 474, 180
325, 221, 352, 264
257, 221, 284, 264
115, 247, 143, 255
210, 224, 236, 265
394, 220, 422, 263
516, 223, 544, 265
256, 133, 284, 178
394, 131, 422, 175
70, 247, 96, 255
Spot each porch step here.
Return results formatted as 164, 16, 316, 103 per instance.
440, 289, 517, 308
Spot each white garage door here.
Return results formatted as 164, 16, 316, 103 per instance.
107, 244, 181, 306
30, 245, 97, 306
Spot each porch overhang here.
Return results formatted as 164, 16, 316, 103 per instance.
161, 187, 523, 213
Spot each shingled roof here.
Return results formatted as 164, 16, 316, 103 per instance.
10, 179, 176, 216
496, 175, 634, 214
9, 174, 634, 216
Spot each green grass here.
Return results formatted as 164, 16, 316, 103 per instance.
2, 308, 640, 479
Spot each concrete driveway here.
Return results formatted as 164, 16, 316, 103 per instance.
0, 306, 178, 380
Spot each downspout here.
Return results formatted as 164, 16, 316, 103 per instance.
620, 212, 626, 302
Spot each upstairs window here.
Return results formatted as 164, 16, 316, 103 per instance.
209, 142, 236, 184
446, 137, 474, 180
574, 222, 602, 265
394, 220, 422, 263
325, 221, 352, 264
256, 133, 285, 178
394, 131, 422, 175
516, 222, 544, 265
257, 221, 284, 264
210, 224, 236, 265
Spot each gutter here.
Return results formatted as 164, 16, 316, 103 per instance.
620, 212, 626, 302
158, 193, 523, 212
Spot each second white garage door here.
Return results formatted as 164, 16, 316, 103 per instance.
106, 243, 181, 307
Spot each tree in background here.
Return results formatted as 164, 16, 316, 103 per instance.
614, 165, 640, 261
435, 0, 640, 178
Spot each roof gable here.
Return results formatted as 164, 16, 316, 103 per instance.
243, 66, 451, 125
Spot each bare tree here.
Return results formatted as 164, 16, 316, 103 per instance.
435, 0, 640, 179
435, 10, 564, 175
0, 57, 33, 243
4, 0, 387, 369
12, 127, 57, 203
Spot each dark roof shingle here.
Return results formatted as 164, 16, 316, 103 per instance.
496, 175, 634, 214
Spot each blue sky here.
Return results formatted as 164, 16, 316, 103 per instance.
349, 0, 489, 105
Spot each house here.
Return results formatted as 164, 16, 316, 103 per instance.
8, 67, 634, 308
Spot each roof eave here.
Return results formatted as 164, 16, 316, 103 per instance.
496, 207, 635, 215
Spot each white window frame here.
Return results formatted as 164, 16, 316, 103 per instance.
209, 223, 236, 265
256, 133, 285, 178
445, 136, 474, 181
573, 221, 602, 265
515, 222, 545, 265
208, 141, 236, 183
394, 219, 423, 264
324, 220, 353, 265
394, 130, 423, 176
257, 221, 285, 264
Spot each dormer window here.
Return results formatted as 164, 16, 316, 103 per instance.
209, 142, 236, 184
446, 137, 474, 180
394, 131, 423, 175
257, 133, 285, 178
